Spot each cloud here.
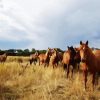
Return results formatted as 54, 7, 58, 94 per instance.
0, 0, 100, 50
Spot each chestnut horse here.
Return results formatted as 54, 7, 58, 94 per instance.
29, 51, 39, 65
0, 53, 7, 63
79, 41, 100, 90
62, 46, 76, 78
49, 48, 63, 68
38, 48, 52, 67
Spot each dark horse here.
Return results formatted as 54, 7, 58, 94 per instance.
79, 41, 100, 90
74, 47, 81, 71
29, 51, 39, 65
0, 53, 7, 63
62, 46, 77, 78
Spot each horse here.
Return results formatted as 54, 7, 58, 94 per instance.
38, 48, 52, 67
49, 48, 63, 68
29, 51, 39, 65
62, 46, 76, 78
49, 48, 58, 68
0, 53, 7, 63
74, 47, 81, 71
79, 41, 100, 90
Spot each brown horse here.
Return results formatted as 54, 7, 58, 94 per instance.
29, 51, 39, 65
62, 46, 76, 78
38, 48, 52, 67
49, 48, 63, 68
0, 53, 7, 63
79, 41, 100, 90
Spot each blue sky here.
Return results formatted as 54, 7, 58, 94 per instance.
0, 0, 100, 50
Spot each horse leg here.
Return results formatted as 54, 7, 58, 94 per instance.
47, 61, 49, 67
71, 65, 74, 79
92, 72, 96, 91
38, 59, 40, 66
55, 62, 58, 68
44, 62, 46, 67
52, 62, 55, 68
47, 61, 50, 67
63, 64, 67, 70
77, 63, 80, 72
67, 64, 69, 78
83, 70, 88, 90
56, 61, 58, 67
34, 60, 36, 65
30, 59, 32, 65
29, 59, 31, 65
52, 61, 55, 68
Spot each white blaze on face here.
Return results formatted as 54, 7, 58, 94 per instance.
80, 46, 86, 61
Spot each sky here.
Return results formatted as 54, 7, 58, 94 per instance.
0, 0, 100, 50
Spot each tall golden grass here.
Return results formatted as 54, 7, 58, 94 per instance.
0, 56, 100, 100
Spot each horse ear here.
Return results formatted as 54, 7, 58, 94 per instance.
67, 46, 69, 50
80, 41, 82, 45
86, 41, 88, 45
71, 46, 73, 48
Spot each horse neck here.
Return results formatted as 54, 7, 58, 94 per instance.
86, 47, 95, 65
45, 51, 48, 56
54, 50, 58, 57
72, 50, 76, 57
75, 51, 81, 61
45, 51, 50, 60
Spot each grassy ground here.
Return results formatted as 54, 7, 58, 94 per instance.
0, 56, 100, 100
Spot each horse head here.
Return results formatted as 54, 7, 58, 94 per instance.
34, 51, 39, 57
67, 46, 76, 61
79, 41, 89, 63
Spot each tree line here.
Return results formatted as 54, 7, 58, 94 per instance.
0, 48, 64, 56
0, 47, 99, 56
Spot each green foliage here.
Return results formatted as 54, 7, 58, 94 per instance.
39, 50, 46, 54
0, 48, 65, 56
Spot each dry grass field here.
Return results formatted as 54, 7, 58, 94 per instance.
0, 56, 100, 100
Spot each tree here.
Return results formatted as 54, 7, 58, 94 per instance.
24, 49, 30, 53
23, 49, 30, 56
31, 48, 36, 53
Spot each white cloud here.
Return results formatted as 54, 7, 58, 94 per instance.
0, 0, 100, 49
